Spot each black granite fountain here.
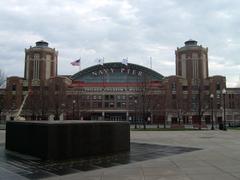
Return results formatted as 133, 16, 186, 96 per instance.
5, 120, 130, 160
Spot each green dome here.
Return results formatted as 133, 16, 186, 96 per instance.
71, 62, 164, 83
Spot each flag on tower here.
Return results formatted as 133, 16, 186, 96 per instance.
71, 59, 81, 66
96, 57, 104, 65
122, 58, 128, 66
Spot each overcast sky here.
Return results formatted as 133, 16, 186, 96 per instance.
0, 0, 240, 87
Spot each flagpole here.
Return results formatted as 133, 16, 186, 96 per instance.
150, 56, 152, 69
97, 57, 105, 90
126, 57, 129, 90
79, 57, 81, 72
122, 57, 129, 90
102, 57, 105, 88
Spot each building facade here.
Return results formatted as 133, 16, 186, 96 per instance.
2, 40, 240, 126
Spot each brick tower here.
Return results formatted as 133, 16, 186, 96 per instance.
175, 40, 208, 81
24, 40, 58, 84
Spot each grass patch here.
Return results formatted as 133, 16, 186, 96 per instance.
131, 128, 205, 131
228, 127, 240, 130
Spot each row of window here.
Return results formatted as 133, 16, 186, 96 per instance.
89, 102, 127, 109
27, 54, 55, 60
83, 87, 140, 92
84, 95, 135, 101
171, 83, 223, 91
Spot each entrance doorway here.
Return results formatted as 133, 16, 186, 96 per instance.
105, 112, 126, 121
110, 116, 122, 121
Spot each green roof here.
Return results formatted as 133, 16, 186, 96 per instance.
71, 62, 164, 83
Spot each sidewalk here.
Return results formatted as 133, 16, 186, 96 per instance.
1, 130, 240, 180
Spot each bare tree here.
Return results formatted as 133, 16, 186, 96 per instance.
48, 79, 66, 120
24, 78, 67, 120
0, 92, 3, 121
29, 91, 40, 120
38, 85, 49, 120
137, 74, 158, 129
0, 69, 6, 88
0, 69, 6, 121
193, 80, 209, 129
33, 85, 49, 120
147, 93, 164, 128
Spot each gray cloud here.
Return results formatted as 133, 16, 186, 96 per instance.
0, 0, 240, 87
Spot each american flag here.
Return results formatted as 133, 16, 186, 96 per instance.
96, 57, 104, 65
122, 58, 128, 65
71, 59, 81, 66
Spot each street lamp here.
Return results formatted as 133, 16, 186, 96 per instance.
134, 99, 137, 129
222, 88, 227, 131
210, 94, 214, 130
157, 104, 160, 128
178, 109, 181, 125
164, 111, 167, 129
61, 103, 65, 120
72, 100, 76, 120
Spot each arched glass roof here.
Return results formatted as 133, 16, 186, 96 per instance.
71, 62, 164, 83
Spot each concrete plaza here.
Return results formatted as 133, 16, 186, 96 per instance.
1, 129, 240, 180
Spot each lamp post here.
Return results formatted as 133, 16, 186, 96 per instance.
222, 88, 227, 131
164, 111, 167, 129
157, 104, 160, 128
61, 103, 65, 121
178, 109, 181, 125
210, 94, 214, 130
72, 100, 76, 120
102, 111, 105, 121
134, 99, 137, 129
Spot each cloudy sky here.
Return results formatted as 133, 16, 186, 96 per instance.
0, 0, 240, 87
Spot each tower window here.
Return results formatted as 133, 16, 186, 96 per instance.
34, 54, 40, 58
22, 86, 28, 91
178, 61, 182, 75
109, 102, 114, 108
172, 94, 176, 99
172, 83, 176, 91
12, 84, 16, 91
105, 95, 109, 100
182, 86, 188, 91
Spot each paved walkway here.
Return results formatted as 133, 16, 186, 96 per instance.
1, 129, 240, 180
